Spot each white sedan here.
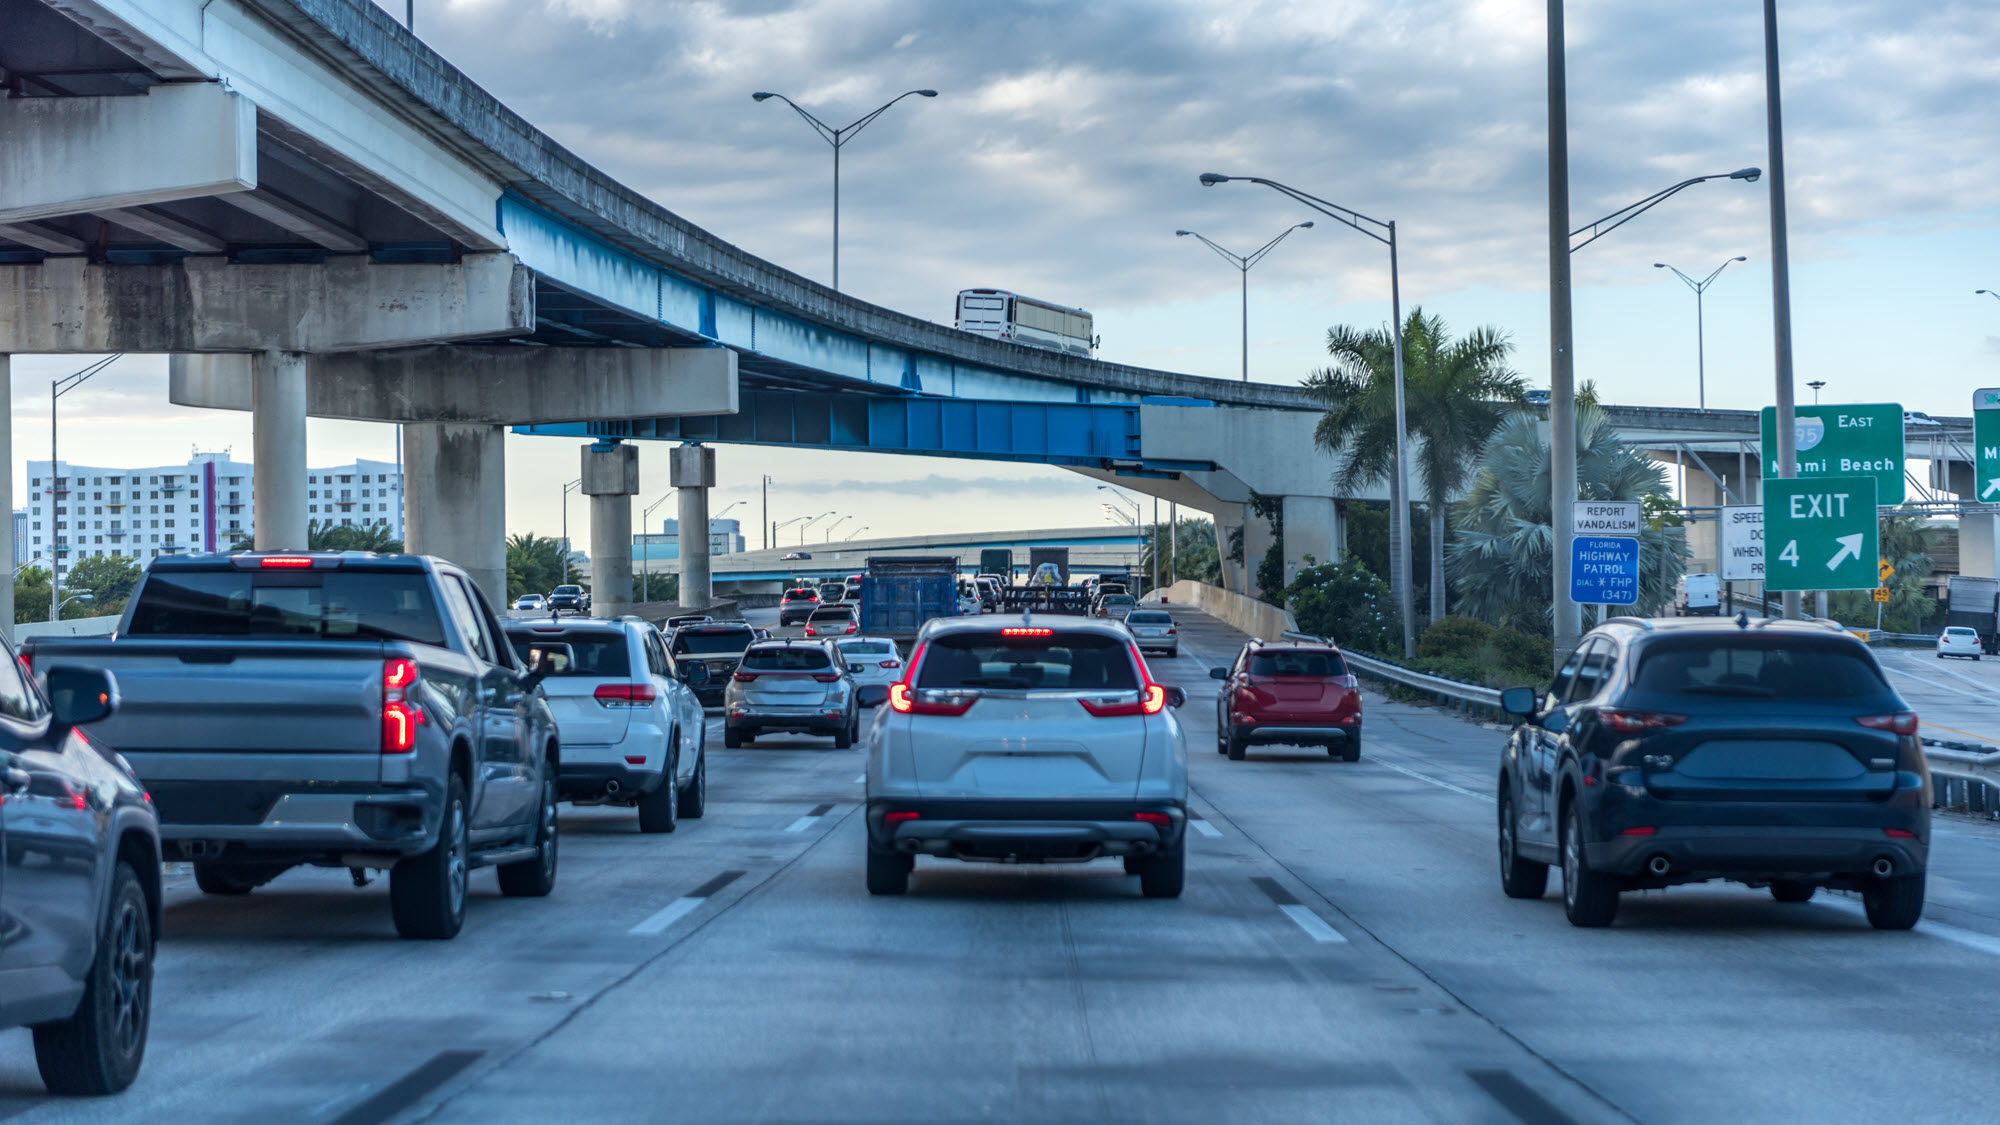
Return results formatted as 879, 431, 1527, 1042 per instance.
1938, 626, 1982, 660
514, 593, 548, 611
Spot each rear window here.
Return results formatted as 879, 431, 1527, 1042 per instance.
1630, 639, 1893, 703
916, 632, 1139, 691
126, 570, 448, 646
1946, 627, 1977, 637
506, 630, 630, 677
1248, 650, 1347, 677
837, 640, 894, 656
671, 626, 754, 655
1126, 612, 1172, 625
808, 607, 856, 621
741, 646, 833, 671
1101, 595, 1135, 606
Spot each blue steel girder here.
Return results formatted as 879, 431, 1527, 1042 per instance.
515, 390, 1209, 472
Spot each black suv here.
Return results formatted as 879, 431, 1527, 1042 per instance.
1, 636, 161, 1094
1497, 617, 1929, 929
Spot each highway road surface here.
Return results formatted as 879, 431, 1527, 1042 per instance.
4, 608, 1998, 1124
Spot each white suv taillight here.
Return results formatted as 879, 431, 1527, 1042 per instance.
594, 683, 658, 707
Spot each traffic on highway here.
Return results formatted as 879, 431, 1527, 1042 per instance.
6, 548, 1998, 1123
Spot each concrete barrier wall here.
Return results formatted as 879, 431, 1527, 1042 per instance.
1146, 580, 1296, 642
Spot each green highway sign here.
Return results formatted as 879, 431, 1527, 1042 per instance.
1762, 475, 1879, 592
1975, 389, 2000, 502
1760, 402, 1905, 505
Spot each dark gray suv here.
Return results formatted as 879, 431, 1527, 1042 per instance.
2, 637, 161, 1095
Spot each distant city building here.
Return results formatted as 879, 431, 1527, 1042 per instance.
12, 509, 26, 566
636, 518, 745, 565
22, 453, 402, 578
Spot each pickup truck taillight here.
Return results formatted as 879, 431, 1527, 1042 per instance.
382, 658, 422, 754
595, 683, 658, 706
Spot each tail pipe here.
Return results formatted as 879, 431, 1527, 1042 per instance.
1872, 857, 1895, 879
1646, 855, 1672, 877
604, 778, 623, 796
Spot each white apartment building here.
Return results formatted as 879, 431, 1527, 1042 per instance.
22, 453, 403, 577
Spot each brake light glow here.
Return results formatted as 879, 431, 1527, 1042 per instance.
382, 658, 422, 753
879, 660, 901, 669
1079, 684, 1167, 717
1856, 712, 1918, 736
883, 811, 921, 824
260, 555, 315, 568
1884, 828, 1917, 838
1133, 811, 1172, 826
1001, 627, 1054, 636
1600, 710, 1688, 733
1620, 826, 1658, 836
594, 682, 658, 705
732, 671, 759, 682
887, 682, 976, 716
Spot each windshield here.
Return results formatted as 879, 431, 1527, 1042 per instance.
504, 630, 630, 677
671, 627, 755, 655
1630, 639, 1895, 703
741, 646, 833, 671
916, 632, 1138, 691
808, 607, 856, 621
1248, 650, 1346, 677
125, 570, 448, 646
552, 586, 581, 596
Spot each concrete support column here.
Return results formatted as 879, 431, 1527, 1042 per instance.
0, 353, 12, 640
672, 445, 717, 610
251, 350, 308, 550
1211, 501, 1247, 595
582, 442, 639, 618
1242, 507, 1277, 599
1282, 495, 1339, 582
402, 422, 507, 607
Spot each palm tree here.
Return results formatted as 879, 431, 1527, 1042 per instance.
1447, 403, 1687, 633
1305, 308, 1524, 624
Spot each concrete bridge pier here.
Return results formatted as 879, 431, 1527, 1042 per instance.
1211, 501, 1247, 596
1242, 507, 1278, 598
673, 445, 717, 610
402, 422, 507, 607
252, 351, 310, 551
584, 442, 639, 619
1282, 495, 1342, 583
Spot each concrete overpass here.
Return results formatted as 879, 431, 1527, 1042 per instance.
7, 0, 1985, 629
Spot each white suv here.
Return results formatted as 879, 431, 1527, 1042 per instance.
504, 618, 710, 832
862, 615, 1189, 897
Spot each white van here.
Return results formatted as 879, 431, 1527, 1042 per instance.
1676, 572, 1720, 616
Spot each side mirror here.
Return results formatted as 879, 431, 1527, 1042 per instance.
1208, 667, 1229, 680
46, 664, 118, 727
683, 663, 712, 687
1166, 686, 1188, 708
1499, 686, 1536, 720
856, 684, 890, 708
1540, 710, 1570, 735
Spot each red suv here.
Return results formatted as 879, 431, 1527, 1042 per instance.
1210, 640, 1362, 761
778, 587, 821, 626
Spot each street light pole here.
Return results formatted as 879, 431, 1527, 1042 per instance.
639, 489, 679, 603
1764, 0, 1802, 621
751, 89, 938, 292
1199, 172, 1415, 658
48, 354, 120, 622
798, 510, 835, 544
761, 474, 773, 550
1654, 257, 1747, 411
825, 515, 852, 542
844, 525, 871, 541
1175, 224, 1312, 382
559, 477, 582, 579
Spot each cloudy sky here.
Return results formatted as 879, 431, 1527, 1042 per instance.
13, 0, 2000, 544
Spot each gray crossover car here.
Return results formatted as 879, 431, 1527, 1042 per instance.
724, 639, 861, 747
863, 615, 1189, 897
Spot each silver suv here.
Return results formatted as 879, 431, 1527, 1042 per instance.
724, 640, 861, 748
863, 615, 1189, 897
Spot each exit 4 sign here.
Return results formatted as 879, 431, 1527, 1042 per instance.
1762, 475, 1880, 593
1760, 402, 1905, 505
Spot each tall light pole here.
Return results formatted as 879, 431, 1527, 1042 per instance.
751, 89, 938, 292
844, 525, 871, 541
824, 514, 852, 542
1978, 289, 2000, 304
1175, 223, 1313, 382
49, 354, 120, 621
559, 477, 582, 575
1098, 486, 1143, 573
797, 510, 835, 544
1200, 172, 1415, 657
1653, 256, 1747, 410
1807, 380, 1825, 404
761, 474, 773, 550
639, 488, 677, 603
1763, 0, 1801, 621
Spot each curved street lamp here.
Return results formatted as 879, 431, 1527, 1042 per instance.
843, 525, 871, 541
1653, 255, 1748, 410
1176, 223, 1313, 382
751, 89, 938, 291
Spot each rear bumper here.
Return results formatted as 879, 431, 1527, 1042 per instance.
559, 760, 666, 799
865, 798, 1186, 861
1238, 721, 1359, 745
1591, 824, 1928, 880
148, 781, 441, 860
728, 709, 849, 735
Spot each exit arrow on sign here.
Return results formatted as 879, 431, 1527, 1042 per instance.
1984, 477, 2000, 500
1828, 534, 1864, 571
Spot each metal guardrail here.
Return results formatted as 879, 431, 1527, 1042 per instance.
1284, 632, 2000, 818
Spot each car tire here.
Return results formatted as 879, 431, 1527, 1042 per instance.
390, 774, 469, 940
1497, 789, 1549, 900
193, 861, 282, 896
1863, 872, 1925, 930
1123, 855, 1145, 876
1560, 800, 1619, 927
1769, 880, 1815, 903
866, 845, 911, 895
498, 774, 561, 896
1226, 728, 1247, 761
724, 724, 744, 749
833, 722, 853, 751
1138, 841, 1186, 899
637, 759, 679, 834
679, 738, 707, 820
1338, 730, 1361, 762
1167, 648, 1178, 659
32, 860, 153, 1096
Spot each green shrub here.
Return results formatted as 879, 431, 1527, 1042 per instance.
1286, 557, 1400, 656
1410, 615, 1551, 688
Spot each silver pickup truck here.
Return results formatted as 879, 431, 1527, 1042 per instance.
23, 552, 564, 940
